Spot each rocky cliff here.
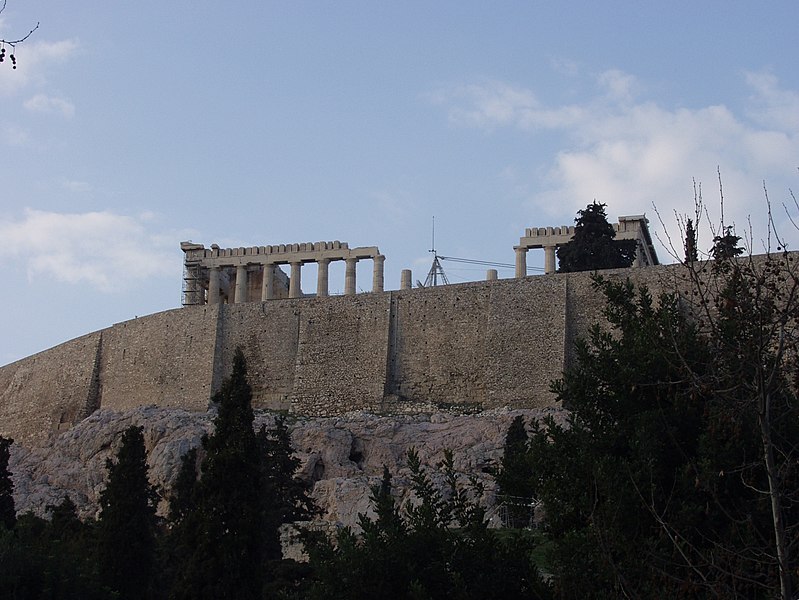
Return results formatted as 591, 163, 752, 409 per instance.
9, 406, 565, 530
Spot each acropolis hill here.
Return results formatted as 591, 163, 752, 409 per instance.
0, 216, 660, 443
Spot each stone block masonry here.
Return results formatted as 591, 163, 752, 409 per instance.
1, 263, 683, 442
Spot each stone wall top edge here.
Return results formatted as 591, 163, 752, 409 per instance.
8, 254, 788, 367
0, 329, 105, 370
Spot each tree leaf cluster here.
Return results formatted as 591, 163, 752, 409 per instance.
524, 247, 799, 598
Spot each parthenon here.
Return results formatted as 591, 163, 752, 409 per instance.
181, 240, 385, 305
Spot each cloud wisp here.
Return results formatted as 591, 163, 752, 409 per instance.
0, 209, 180, 292
24, 93, 75, 118
433, 70, 799, 255
0, 38, 79, 96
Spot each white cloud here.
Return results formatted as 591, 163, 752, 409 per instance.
61, 179, 92, 193
435, 81, 585, 131
0, 38, 79, 96
434, 70, 799, 257
2, 122, 29, 145
744, 71, 799, 132
24, 93, 75, 118
0, 209, 179, 292
596, 69, 638, 104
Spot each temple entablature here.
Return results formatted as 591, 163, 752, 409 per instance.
514, 214, 659, 276
181, 240, 385, 306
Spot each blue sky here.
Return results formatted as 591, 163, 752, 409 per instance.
1, 1, 798, 365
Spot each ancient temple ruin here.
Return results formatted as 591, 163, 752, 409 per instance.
181, 241, 385, 305
181, 214, 658, 306
514, 214, 658, 275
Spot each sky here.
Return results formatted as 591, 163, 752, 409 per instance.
1, 1, 798, 365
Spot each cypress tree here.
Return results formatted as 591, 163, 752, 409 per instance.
171, 348, 263, 600
97, 425, 158, 600
684, 218, 698, 262
0, 436, 15, 530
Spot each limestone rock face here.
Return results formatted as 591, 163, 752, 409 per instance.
9, 406, 565, 529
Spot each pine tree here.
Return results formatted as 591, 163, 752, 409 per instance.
556, 202, 637, 272
710, 225, 744, 263
97, 425, 158, 600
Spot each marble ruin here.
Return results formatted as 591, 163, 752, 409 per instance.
514, 214, 659, 275
182, 215, 658, 305
181, 241, 385, 306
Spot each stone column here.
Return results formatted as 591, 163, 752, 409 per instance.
514, 246, 527, 278
400, 269, 412, 290
486, 269, 498, 281
289, 261, 302, 299
235, 265, 248, 303
208, 266, 221, 305
372, 254, 385, 293
345, 257, 358, 295
544, 245, 557, 274
317, 258, 330, 297
261, 263, 274, 301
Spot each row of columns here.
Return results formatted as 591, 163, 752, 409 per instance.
207, 255, 386, 305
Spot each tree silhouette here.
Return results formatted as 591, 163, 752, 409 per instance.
97, 426, 158, 600
557, 202, 637, 272
684, 217, 698, 262
0, 436, 15, 530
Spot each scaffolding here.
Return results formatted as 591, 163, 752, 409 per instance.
181, 262, 205, 306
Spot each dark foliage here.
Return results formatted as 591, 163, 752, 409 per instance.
0, 501, 107, 598
495, 415, 537, 528
556, 202, 637, 273
710, 225, 744, 263
684, 218, 698, 262
97, 425, 159, 599
165, 347, 315, 600
529, 258, 799, 598
0, 436, 14, 530
302, 449, 552, 600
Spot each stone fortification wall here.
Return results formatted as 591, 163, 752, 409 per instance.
0, 265, 681, 442
97, 306, 219, 413
209, 294, 391, 415
385, 277, 567, 410
211, 300, 301, 411
0, 332, 101, 444
290, 294, 391, 415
